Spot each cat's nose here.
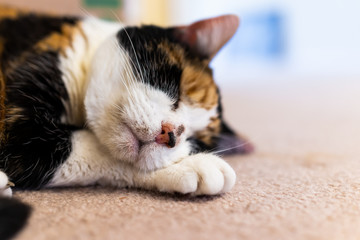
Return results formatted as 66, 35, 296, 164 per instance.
155, 123, 177, 148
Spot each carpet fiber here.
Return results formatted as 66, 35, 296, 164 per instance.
14, 78, 360, 240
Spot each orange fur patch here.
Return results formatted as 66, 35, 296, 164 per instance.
35, 23, 82, 56
0, 6, 25, 19
157, 42, 186, 66
158, 41, 218, 109
180, 65, 218, 110
160, 40, 221, 143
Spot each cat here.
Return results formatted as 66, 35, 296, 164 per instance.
0, 6, 254, 238
0, 6, 253, 201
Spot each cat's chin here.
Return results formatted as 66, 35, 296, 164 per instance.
135, 142, 163, 171
134, 140, 190, 172
103, 123, 142, 163
106, 123, 188, 171
116, 137, 179, 172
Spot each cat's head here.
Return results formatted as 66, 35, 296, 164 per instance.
85, 15, 253, 171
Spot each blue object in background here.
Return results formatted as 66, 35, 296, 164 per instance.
229, 9, 285, 60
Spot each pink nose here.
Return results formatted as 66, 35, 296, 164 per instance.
155, 123, 177, 148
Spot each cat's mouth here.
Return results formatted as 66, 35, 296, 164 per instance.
123, 124, 155, 156
137, 139, 154, 150
122, 123, 180, 168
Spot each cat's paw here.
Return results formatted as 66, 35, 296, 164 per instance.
152, 154, 236, 195
0, 171, 13, 197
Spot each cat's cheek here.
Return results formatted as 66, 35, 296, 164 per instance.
103, 124, 140, 163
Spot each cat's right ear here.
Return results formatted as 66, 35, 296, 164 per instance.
171, 15, 239, 60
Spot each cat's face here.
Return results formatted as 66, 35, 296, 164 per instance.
85, 15, 253, 171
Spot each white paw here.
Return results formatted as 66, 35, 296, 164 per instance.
0, 171, 13, 197
153, 154, 236, 195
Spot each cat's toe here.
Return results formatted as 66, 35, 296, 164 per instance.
0, 171, 13, 198
175, 170, 198, 194
197, 154, 236, 195
195, 163, 224, 195
175, 164, 224, 195
217, 158, 236, 193
184, 154, 236, 196
150, 154, 236, 195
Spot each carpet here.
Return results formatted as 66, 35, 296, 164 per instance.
13, 77, 360, 240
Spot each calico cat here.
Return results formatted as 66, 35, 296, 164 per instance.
0, 6, 253, 202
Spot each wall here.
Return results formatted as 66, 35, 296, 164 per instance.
1, 0, 359, 86
168, 0, 360, 85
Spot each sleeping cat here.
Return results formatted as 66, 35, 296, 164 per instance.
0, 6, 253, 202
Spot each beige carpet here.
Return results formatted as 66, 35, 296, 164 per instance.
14, 77, 360, 240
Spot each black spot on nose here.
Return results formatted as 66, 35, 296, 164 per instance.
168, 132, 176, 148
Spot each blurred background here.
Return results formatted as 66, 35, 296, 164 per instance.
1, 0, 359, 88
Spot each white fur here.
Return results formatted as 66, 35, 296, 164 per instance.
134, 153, 236, 195
0, 171, 12, 197
48, 130, 131, 187
48, 131, 236, 195
84, 35, 217, 171
59, 17, 123, 126
48, 18, 236, 195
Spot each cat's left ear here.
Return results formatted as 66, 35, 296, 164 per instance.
172, 15, 239, 60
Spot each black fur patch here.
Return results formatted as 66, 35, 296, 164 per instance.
1, 50, 74, 189
0, 197, 31, 240
116, 26, 183, 103
0, 14, 80, 189
0, 13, 78, 68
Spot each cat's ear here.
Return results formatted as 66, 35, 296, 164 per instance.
214, 121, 254, 155
172, 15, 239, 60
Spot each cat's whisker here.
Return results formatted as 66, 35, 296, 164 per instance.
110, 10, 146, 85
78, 8, 138, 104
122, 56, 139, 90
110, 102, 123, 113
122, 61, 145, 105
115, 43, 139, 87
116, 65, 133, 96
110, 42, 138, 102
77, 9, 137, 103
120, 40, 144, 88
112, 40, 139, 99
210, 140, 254, 155
78, 6, 93, 18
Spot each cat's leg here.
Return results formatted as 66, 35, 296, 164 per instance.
132, 153, 236, 195
48, 130, 236, 195
47, 130, 133, 188
0, 171, 13, 197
